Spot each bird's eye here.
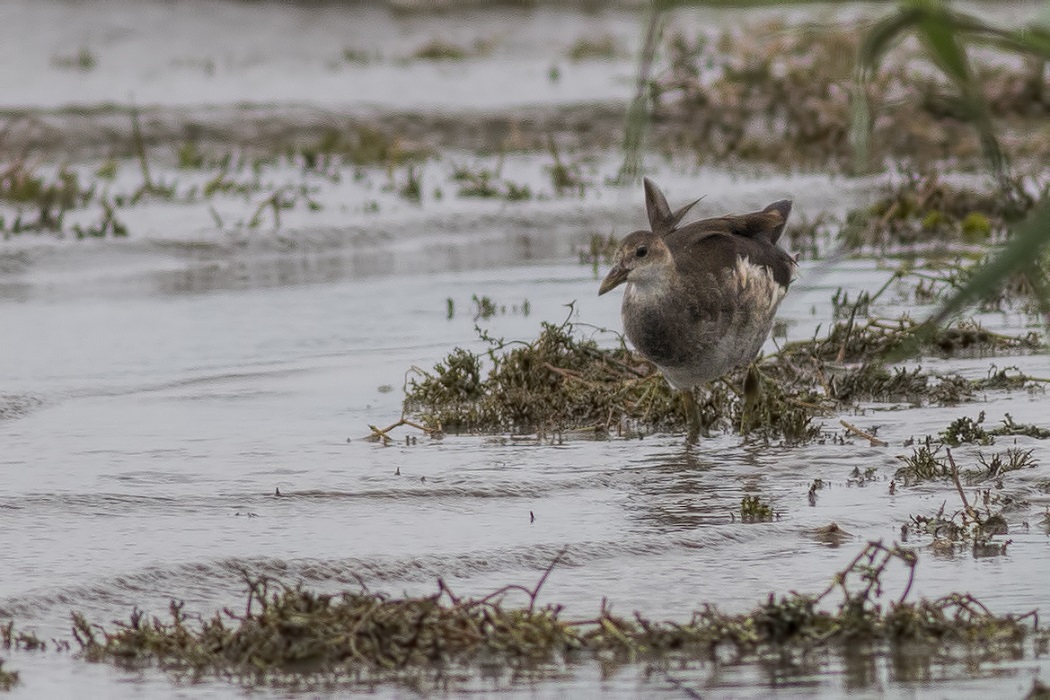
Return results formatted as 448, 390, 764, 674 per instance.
635, 245, 648, 259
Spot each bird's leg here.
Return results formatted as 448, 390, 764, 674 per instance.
681, 389, 701, 443
743, 363, 762, 405
739, 363, 762, 434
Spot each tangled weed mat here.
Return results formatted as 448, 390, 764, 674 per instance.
651, 18, 1050, 169
387, 304, 1045, 443
1, 542, 1044, 692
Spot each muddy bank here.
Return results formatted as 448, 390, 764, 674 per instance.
3, 1, 1046, 168
0, 103, 630, 162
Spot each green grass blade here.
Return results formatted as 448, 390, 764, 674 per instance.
914, 3, 970, 83
947, 12, 1050, 59
848, 76, 872, 175
910, 2, 1007, 178
858, 6, 924, 76
618, 6, 667, 182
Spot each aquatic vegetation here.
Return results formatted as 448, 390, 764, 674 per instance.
545, 139, 586, 195
398, 164, 422, 202
893, 414, 1037, 555
42, 541, 1042, 692
450, 162, 533, 201
0, 659, 17, 691
402, 313, 823, 442
847, 466, 880, 487
405, 318, 675, 435
0, 163, 95, 235
466, 294, 530, 321
175, 140, 207, 170
643, 19, 1050, 170
819, 317, 1036, 364
995, 413, 1050, 440
413, 39, 470, 61
567, 35, 622, 62
968, 448, 1037, 484
578, 231, 619, 271
808, 478, 826, 506
840, 174, 1046, 251
902, 463, 1014, 558
51, 47, 97, 71
897, 414, 1045, 485
854, 0, 1050, 180
940, 412, 994, 446
398, 294, 1043, 441
905, 502, 1010, 557
739, 495, 775, 523
340, 47, 371, 65
941, 411, 1050, 446
71, 199, 128, 239
1, 622, 45, 652
299, 127, 426, 168
0, 618, 49, 689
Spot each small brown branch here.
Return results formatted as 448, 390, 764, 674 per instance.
528, 547, 569, 612
896, 549, 918, 604
945, 448, 971, 512
791, 398, 830, 411
471, 547, 568, 612
877, 200, 900, 229
839, 419, 888, 447
543, 362, 600, 390
363, 417, 441, 443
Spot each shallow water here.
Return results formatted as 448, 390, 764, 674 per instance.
3, 209, 1050, 696
3, 0, 1050, 696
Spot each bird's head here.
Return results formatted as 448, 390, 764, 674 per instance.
598, 230, 672, 296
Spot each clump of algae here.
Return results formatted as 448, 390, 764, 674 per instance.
393, 302, 1043, 445
841, 174, 1046, 251
404, 316, 678, 436
654, 20, 1050, 168
401, 312, 821, 444
48, 542, 1044, 691
0, 659, 17, 691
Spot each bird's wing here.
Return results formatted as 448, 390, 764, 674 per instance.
668, 220, 796, 289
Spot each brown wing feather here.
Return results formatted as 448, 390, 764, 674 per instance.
666, 217, 795, 288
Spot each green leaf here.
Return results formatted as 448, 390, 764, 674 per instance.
908, 2, 1007, 178
858, 6, 924, 77
914, 2, 970, 84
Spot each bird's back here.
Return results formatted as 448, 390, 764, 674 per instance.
665, 206, 795, 288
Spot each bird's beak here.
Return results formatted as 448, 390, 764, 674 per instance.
598, 263, 628, 296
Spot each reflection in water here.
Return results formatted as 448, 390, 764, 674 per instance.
619, 441, 771, 533
118, 210, 608, 297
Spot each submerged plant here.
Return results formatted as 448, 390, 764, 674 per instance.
392, 294, 1043, 442
56, 541, 1043, 692
402, 312, 822, 442
895, 440, 951, 484
740, 494, 775, 523
968, 448, 1037, 484
940, 411, 994, 446
0, 658, 17, 691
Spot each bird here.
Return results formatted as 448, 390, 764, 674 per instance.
598, 178, 796, 438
